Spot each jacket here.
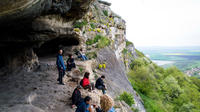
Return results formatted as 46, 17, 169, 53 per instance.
82, 77, 90, 87
72, 88, 82, 106
56, 54, 66, 70
95, 78, 105, 88
75, 101, 90, 112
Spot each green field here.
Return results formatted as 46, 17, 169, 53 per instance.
138, 46, 200, 77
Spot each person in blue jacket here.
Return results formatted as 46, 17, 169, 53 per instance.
56, 49, 66, 85
76, 96, 92, 112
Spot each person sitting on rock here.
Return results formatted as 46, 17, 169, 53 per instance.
95, 75, 106, 94
76, 96, 92, 112
76, 49, 88, 61
81, 72, 94, 91
100, 95, 116, 112
67, 54, 76, 71
72, 85, 83, 108
56, 49, 66, 85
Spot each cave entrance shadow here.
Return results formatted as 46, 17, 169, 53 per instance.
34, 36, 80, 58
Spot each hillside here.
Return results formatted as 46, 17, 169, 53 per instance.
0, 0, 200, 112
0, 0, 144, 112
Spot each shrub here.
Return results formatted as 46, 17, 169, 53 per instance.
73, 20, 87, 28
135, 49, 145, 57
86, 35, 111, 48
122, 48, 128, 54
73, 28, 80, 32
103, 10, 108, 16
99, 64, 103, 69
126, 40, 133, 47
96, 35, 111, 48
96, 28, 101, 33
86, 52, 97, 59
130, 58, 146, 70
90, 23, 96, 29
79, 67, 84, 73
119, 92, 135, 106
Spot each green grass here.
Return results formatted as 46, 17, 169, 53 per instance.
86, 35, 111, 48
103, 10, 108, 16
86, 52, 97, 59
122, 48, 128, 54
126, 40, 133, 47
73, 20, 87, 28
119, 92, 135, 106
136, 49, 145, 57
90, 23, 96, 29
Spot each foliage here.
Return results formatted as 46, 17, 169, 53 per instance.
119, 92, 135, 106
79, 67, 84, 73
96, 28, 101, 33
73, 28, 80, 32
73, 20, 87, 28
131, 108, 139, 112
90, 23, 96, 29
86, 52, 97, 59
86, 35, 111, 48
96, 35, 111, 48
128, 56, 200, 112
122, 48, 128, 54
126, 40, 133, 47
135, 49, 145, 57
103, 10, 108, 16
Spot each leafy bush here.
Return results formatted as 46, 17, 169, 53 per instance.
135, 49, 145, 57
126, 40, 133, 47
73, 21, 87, 28
122, 48, 128, 54
128, 57, 200, 112
90, 23, 96, 29
86, 52, 97, 59
103, 10, 108, 16
119, 92, 135, 106
86, 35, 111, 48
96, 36, 110, 48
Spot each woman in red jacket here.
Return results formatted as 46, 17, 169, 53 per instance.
81, 72, 94, 91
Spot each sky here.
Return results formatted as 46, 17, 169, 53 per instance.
106, 0, 200, 47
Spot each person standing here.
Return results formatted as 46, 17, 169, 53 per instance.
56, 49, 66, 85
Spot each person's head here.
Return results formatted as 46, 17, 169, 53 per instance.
68, 54, 73, 58
84, 96, 92, 104
80, 48, 83, 51
101, 75, 105, 80
58, 49, 63, 55
100, 95, 114, 112
84, 72, 90, 79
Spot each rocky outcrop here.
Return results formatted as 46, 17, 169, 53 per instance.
0, 0, 145, 112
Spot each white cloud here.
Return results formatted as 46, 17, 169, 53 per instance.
108, 0, 200, 47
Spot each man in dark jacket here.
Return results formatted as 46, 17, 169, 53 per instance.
67, 54, 76, 71
56, 49, 66, 85
72, 86, 83, 108
76, 96, 91, 112
95, 75, 106, 94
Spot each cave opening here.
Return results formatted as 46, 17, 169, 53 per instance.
34, 36, 80, 57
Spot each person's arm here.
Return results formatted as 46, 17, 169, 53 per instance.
57, 56, 62, 68
72, 91, 77, 105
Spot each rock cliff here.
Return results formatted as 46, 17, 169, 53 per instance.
0, 0, 145, 112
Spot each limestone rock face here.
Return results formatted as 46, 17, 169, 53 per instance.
0, 0, 145, 112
